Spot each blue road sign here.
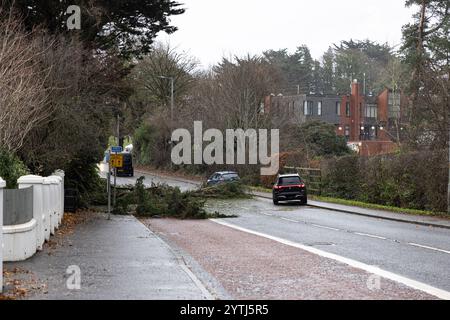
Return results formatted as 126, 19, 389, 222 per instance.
111, 146, 123, 153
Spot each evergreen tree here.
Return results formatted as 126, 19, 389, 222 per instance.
1, 0, 185, 59
322, 47, 335, 94
401, 0, 450, 149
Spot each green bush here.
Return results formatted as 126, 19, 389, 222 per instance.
0, 148, 29, 189
296, 121, 351, 157
64, 153, 106, 208
321, 150, 447, 213
321, 155, 362, 200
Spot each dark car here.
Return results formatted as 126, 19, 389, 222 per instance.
207, 171, 240, 186
116, 153, 134, 177
272, 174, 307, 205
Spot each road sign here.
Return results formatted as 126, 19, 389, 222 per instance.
109, 154, 123, 168
111, 146, 123, 153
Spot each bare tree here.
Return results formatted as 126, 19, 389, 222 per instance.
187, 55, 280, 132
129, 42, 199, 110
0, 12, 53, 152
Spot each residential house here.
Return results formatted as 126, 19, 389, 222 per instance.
264, 80, 405, 156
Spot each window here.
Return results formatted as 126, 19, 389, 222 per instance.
345, 102, 351, 117
344, 125, 350, 139
336, 102, 341, 116
223, 173, 239, 181
365, 104, 377, 118
317, 101, 322, 116
388, 92, 401, 118
303, 101, 313, 115
278, 176, 301, 185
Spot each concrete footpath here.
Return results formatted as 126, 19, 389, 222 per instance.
4, 212, 211, 300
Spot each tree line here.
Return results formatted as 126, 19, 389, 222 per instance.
0, 0, 448, 211
0, 1, 183, 202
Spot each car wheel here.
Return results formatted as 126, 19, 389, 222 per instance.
301, 198, 308, 205
273, 198, 279, 205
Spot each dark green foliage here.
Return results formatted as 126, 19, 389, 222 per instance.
296, 121, 351, 158
0, 148, 29, 189
63, 154, 106, 208
262, 45, 315, 94
84, 177, 109, 207
333, 39, 394, 94
321, 155, 362, 200
263, 40, 396, 95
321, 150, 447, 212
400, 0, 449, 150
3, 0, 185, 59
133, 123, 159, 165
120, 177, 208, 219
193, 182, 251, 200
111, 177, 247, 218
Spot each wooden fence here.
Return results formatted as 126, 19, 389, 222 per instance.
284, 166, 322, 195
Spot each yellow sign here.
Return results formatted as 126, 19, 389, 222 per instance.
109, 154, 123, 168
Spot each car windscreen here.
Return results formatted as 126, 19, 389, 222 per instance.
278, 176, 301, 185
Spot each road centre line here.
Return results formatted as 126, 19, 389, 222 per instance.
408, 243, 450, 255
312, 224, 340, 231
354, 232, 387, 240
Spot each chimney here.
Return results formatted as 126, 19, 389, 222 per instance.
351, 79, 359, 96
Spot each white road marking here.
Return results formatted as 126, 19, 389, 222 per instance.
262, 213, 273, 216
408, 243, 450, 255
354, 232, 387, 240
211, 219, 450, 300
281, 217, 299, 223
312, 224, 340, 231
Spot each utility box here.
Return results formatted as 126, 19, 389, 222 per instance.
64, 188, 79, 213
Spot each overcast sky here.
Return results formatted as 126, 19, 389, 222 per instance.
156, 0, 416, 68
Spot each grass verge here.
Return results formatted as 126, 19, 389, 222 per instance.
310, 195, 449, 218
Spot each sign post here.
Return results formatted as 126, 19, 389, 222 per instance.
109, 147, 123, 213
105, 151, 111, 220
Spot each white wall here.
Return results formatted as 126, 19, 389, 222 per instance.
0, 177, 5, 293
1, 172, 65, 263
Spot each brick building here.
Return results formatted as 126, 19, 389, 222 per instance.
264, 80, 404, 156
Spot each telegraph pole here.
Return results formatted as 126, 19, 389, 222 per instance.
114, 114, 119, 207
